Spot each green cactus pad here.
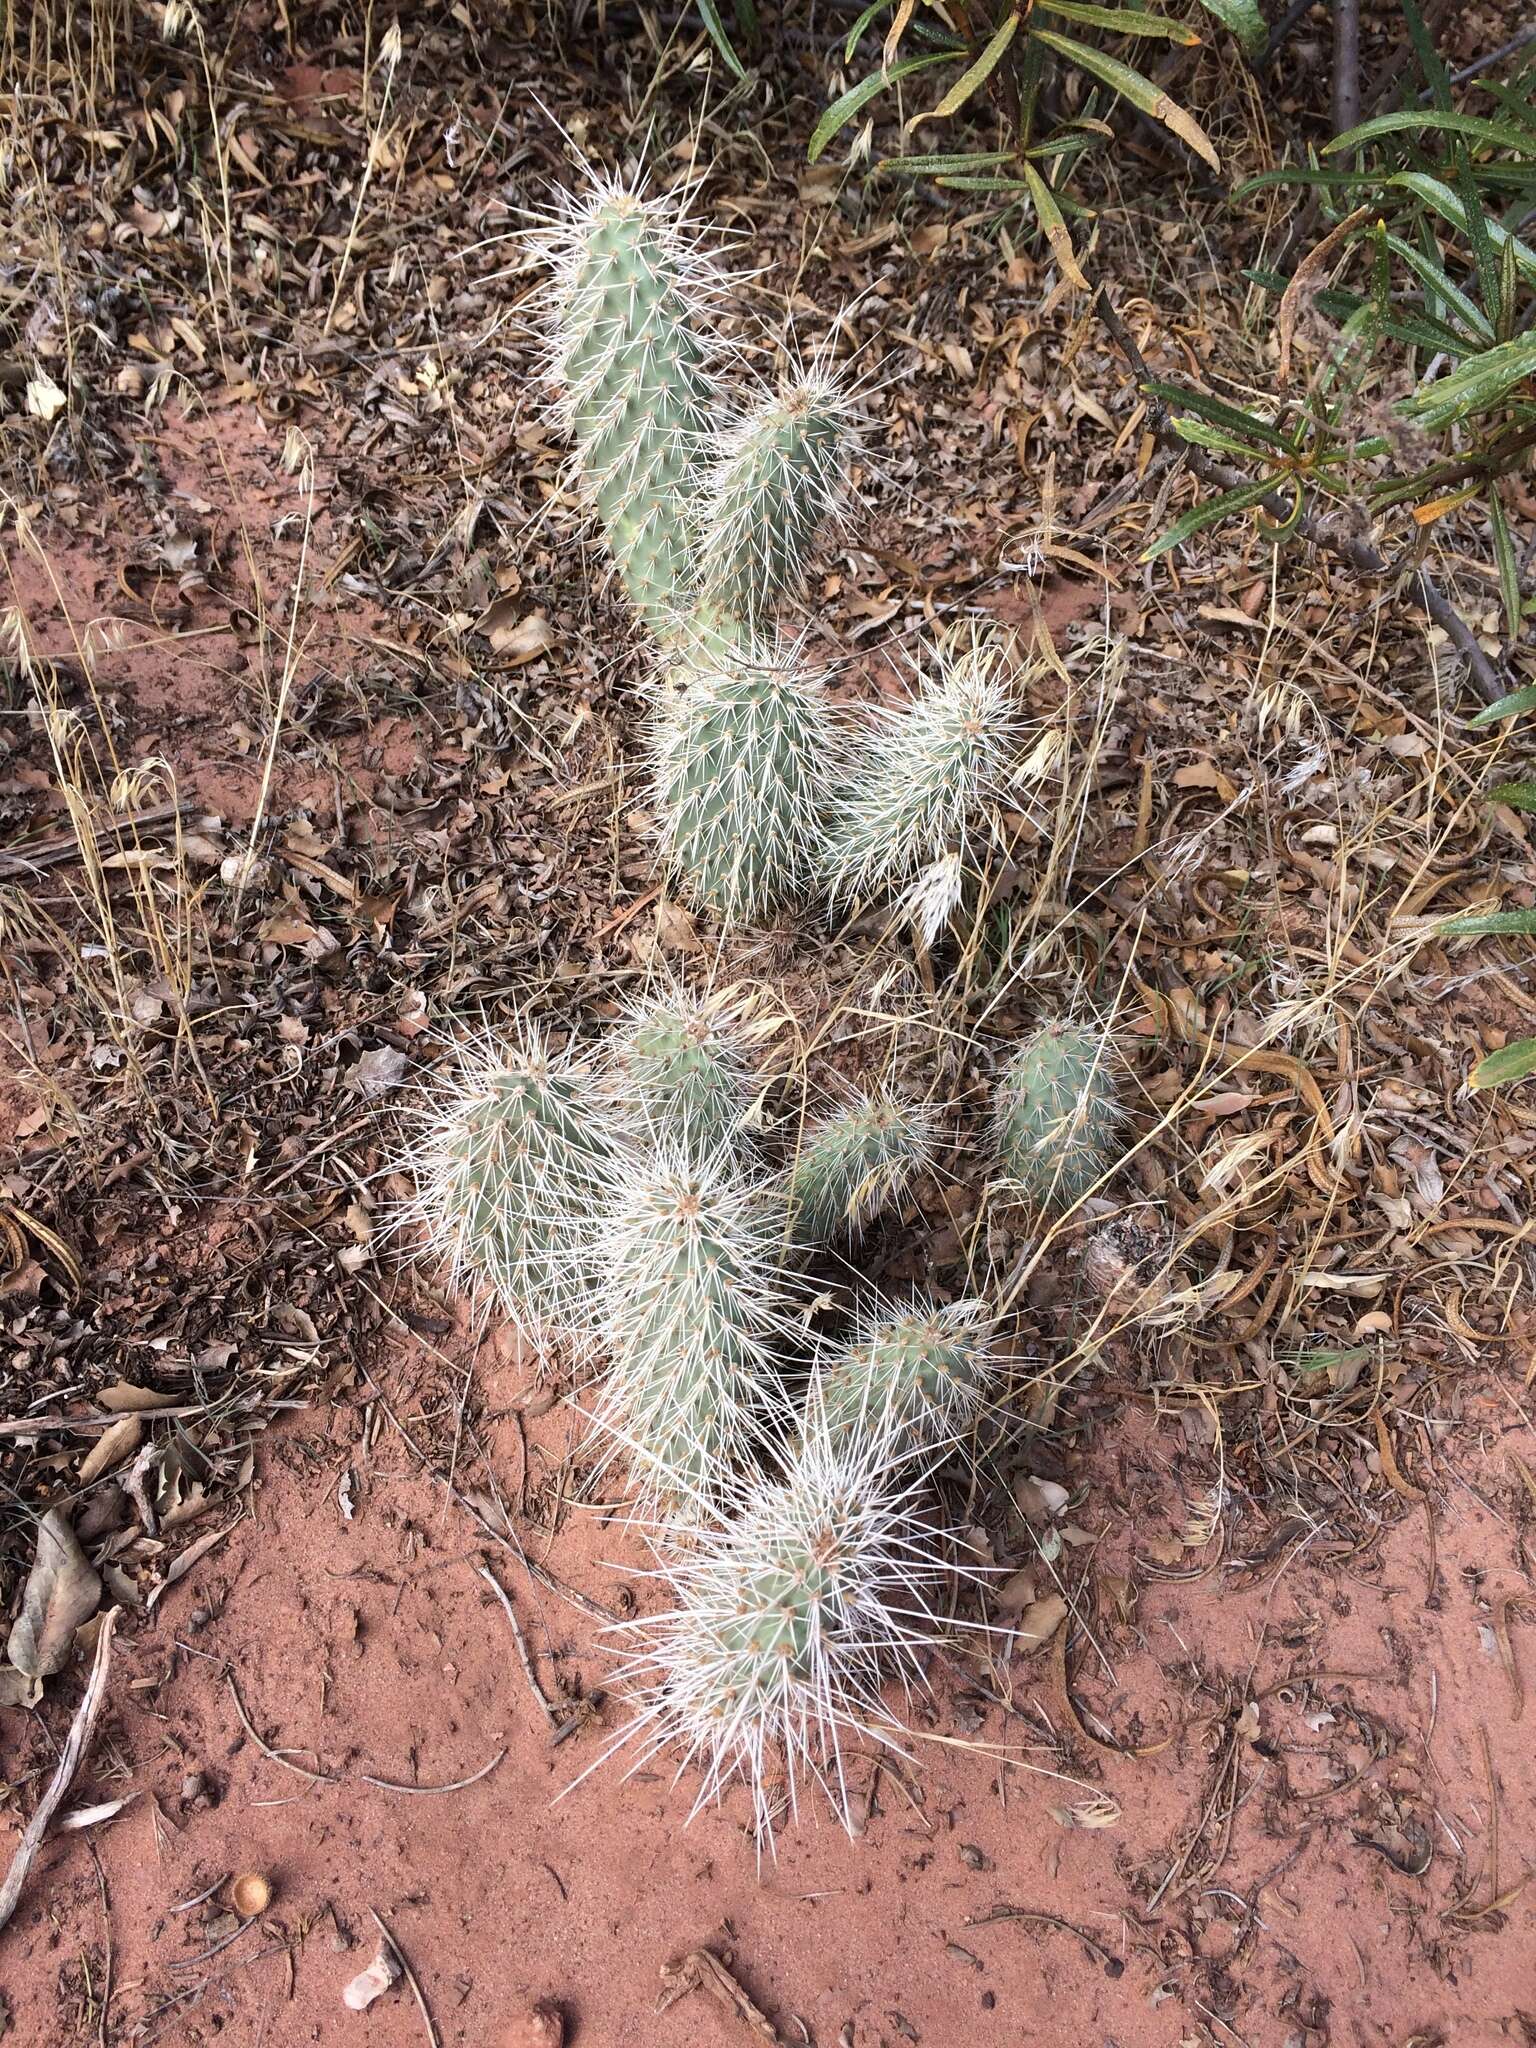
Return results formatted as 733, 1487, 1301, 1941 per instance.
610, 990, 752, 1160
996, 1020, 1120, 1212
701, 374, 852, 626
814, 1299, 994, 1451
785, 1088, 933, 1245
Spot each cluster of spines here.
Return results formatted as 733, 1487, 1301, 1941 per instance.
699, 368, 855, 629
995, 1019, 1121, 1214
648, 634, 842, 924
812, 1297, 995, 1453
599, 1408, 967, 1839
605, 985, 752, 1162
783, 1086, 934, 1245
593, 1147, 792, 1527
402, 1029, 616, 1354
822, 624, 1027, 935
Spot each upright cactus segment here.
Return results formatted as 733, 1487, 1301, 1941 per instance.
604, 1409, 963, 1839
784, 1087, 933, 1245
541, 177, 720, 633
606, 986, 754, 1162
700, 369, 855, 628
404, 1030, 617, 1351
812, 1298, 994, 1453
823, 625, 1026, 938
996, 1020, 1121, 1213
593, 1148, 792, 1525
649, 634, 842, 925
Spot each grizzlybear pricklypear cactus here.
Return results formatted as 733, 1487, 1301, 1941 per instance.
700, 369, 855, 629
649, 634, 842, 925
784, 1086, 933, 1244
813, 1297, 994, 1451
541, 177, 720, 635
593, 1147, 792, 1526
608, 1407, 964, 1838
607, 986, 753, 1162
823, 624, 1026, 939
406, 1029, 616, 1350
996, 1020, 1120, 1213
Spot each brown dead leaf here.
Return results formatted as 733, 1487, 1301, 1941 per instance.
78, 1414, 144, 1486
7, 1508, 102, 1684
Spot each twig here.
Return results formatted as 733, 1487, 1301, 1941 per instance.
369, 1907, 440, 2048
360, 1750, 506, 1794
965, 1903, 1125, 1978
1332, 0, 1361, 136
226, 1670, 339, 1784
1095, 286, 1507, 704
0, 1609, 118, 1939
1256, 0, 1317, 74
475, 1563, 559, 1730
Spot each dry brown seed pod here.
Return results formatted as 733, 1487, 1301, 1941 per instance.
229, 1872, 272, 1917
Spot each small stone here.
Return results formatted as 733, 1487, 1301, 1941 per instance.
503, 2001, 565, 2048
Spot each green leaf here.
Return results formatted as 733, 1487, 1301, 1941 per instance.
1170, 413, 1277, 461
1490, 781, 1536, 812
1439, 910, 1536, 937
1469, 682, 1536, 727
1399, 331, 1536, 429
1326, 110, 1536, 156
878, 149, 1015, 174
1038, 2, 1199, 42
1491, 491, 1521, 642
694, 0, 747, 78
808, 52, 953, 162
1032, 27, 1219, 168
1383, 232, 1494, 344
1191, 0, 1265, 57
842, 0, 893, 62
916, 9, 1021, 127
1385, 174, 1536, 289
1022, 158, 1087, 288
1470, 1036, 1536, 1088
1142, 380, 1291, 449
1140, 475, 1277, 562
1238, 165, 1395, 195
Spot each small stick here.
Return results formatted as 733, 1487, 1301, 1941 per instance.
369, 1907, 440, 2048
475, 1563, 558, 1730
226, 1671, 339, 1783
0, 1610, 118, 1939
360, 1750, 506, 1795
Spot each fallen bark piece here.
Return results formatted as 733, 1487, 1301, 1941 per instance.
658, 1948, 783, 2045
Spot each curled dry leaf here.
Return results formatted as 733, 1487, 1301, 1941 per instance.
6, 1508, 102, 1685
342, 1949, 401, 2011
1014, 1592, 1069, 1649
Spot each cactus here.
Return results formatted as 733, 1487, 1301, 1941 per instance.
822, 625, 1026, 938
540, 176, 720, 634
593, 1147, 793, 1526
812, 1297, 994, 1452
604, 1407, 964, 1838
649, 633, 843, 925
784, 1086, 933, 1245
996, 1020, 1120, 1213
606, 985, 755, 1162
404, 1029, 617, 1351
700, 368, 854, 628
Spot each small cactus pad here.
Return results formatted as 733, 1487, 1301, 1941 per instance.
784, 1088, 933, 1245
812, 1298, 994, 1451
996, 1020, 1120, 1212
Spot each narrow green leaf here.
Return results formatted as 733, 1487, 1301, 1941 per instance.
1469, 682, 1536, 727
1140, 475, 1277, 562
1170, 414, 1277, 461
1384, 231, 1494, 344
1238, 166, 1397, 195
1032, 28, 1219, 168
808, 52, 953, 162
1399, 331, 1536, 429
1439, 910, 1536, 937
1037, 2, 1199, 42
694, 0, 747, 78
1490, 781, 1536, 813
878, 149, 1014, 174
1490, 492, 1521, 642
1401, 0, 1452, 112
842, 0, 893, 62
1326, 110, 1536, 155
1191, 0, 1266, 57
1470, 1036, 1536, 1088
1384, 174, 1536, 288
916, 10, 1021, 127
1142, 380, 1291, 449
